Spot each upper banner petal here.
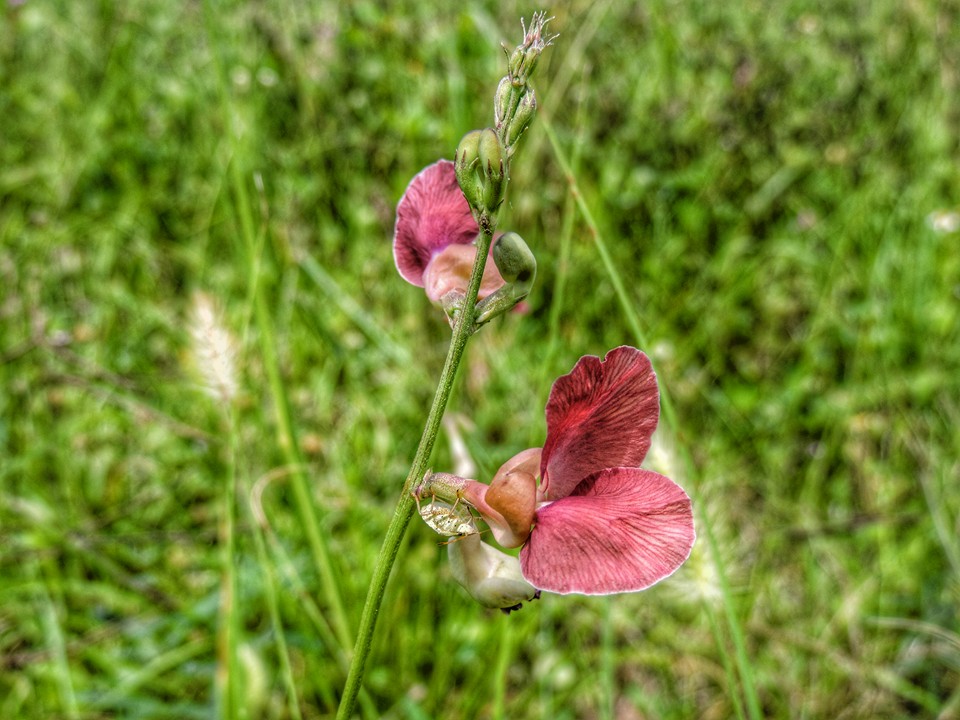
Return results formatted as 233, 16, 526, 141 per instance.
540, 346, 660, 500
519, 467, 695, 594
393, 160, 479, 286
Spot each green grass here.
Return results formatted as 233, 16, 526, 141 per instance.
2, 0, 959, 718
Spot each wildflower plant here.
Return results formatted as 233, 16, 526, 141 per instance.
337, 14, 693, 717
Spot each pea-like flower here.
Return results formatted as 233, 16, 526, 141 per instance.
393, 159, 505, 305
420, 346, 695, 595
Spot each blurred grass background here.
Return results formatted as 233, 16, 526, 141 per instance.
2, 0, 959, 718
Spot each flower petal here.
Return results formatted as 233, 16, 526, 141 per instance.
459, 478, 530, 549
492, 447, 542, 486
448, 534, 539, 610
393, 160, 479, 286
540, 346, 659, 500
519, 467, 694, 594
485, 467, 536, 548
422, 243, 506, 303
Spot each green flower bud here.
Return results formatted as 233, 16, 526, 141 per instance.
477, 128, 505, 212
508, 46, 538, 84
474, 232, 537, 326
505, 88, 537, 149
493, 231, 536, 285
454, 130, 484, 211
494, 76, 515, 131
455, 130, 482, 173
477, 128, 503, 182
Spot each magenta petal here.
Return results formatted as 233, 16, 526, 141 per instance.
519, 468, 694, 595
540, 346, 660, 500
393, 160, 479, 287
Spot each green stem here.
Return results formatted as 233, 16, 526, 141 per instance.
336, 227, 495, 719
217, 410, 240, 720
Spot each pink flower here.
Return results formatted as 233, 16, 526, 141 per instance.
453, 346, 695, 595
393, 160, 506, 304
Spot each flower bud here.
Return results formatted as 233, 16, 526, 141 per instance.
494, 76, 515, 131
477, 128, 506, 212
508, 46, 539, 84
447, 534, 540, 612
454, 130, 484, 211
505, 88, 537, 149
455, 130, 481, 175
493, 231, 536, 286
474, 232, 537, 326
505, 12, 555, 85
477, 128, 503, 181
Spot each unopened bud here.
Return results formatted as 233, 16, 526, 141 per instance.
477, 128, 504, 182
505, 88, 537, 149
474, 232, 537, 326
494, 76, 515, 131
506, 12, 555, 84
477, 128, 506, 212
454, 130, 484, 210
507, 46, 539, 84
455, 130, 482, 173
492, 231, 536, 286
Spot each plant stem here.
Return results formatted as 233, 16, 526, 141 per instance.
336, 227, 495, 720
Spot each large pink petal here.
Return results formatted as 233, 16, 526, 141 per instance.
393, 160, 479, 287
540, 346, 660, 500
519, 468, 694, 595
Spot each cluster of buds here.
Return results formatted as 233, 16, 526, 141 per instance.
455, 128, 506, 225
495, 12, 555, 158
455, 12, 555, 226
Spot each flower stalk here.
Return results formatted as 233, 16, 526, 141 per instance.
336, 217, 495, 720
337, 14, 554, 717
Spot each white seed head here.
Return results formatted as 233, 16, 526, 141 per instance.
188, 292, 238, 405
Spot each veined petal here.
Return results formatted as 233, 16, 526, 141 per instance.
540, 346, 659, 500
393, 160, 479, 286
519, 467, 694, 595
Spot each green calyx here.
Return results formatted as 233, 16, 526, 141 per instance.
455, 127, 507, 220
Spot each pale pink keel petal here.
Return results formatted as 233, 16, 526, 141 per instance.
422, 243, 506, 303
540, 346, 660, 500
519, 467, 694, 594
393, 160, 479, 286
491, 447, 542, 486
458, 479, 527, 549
